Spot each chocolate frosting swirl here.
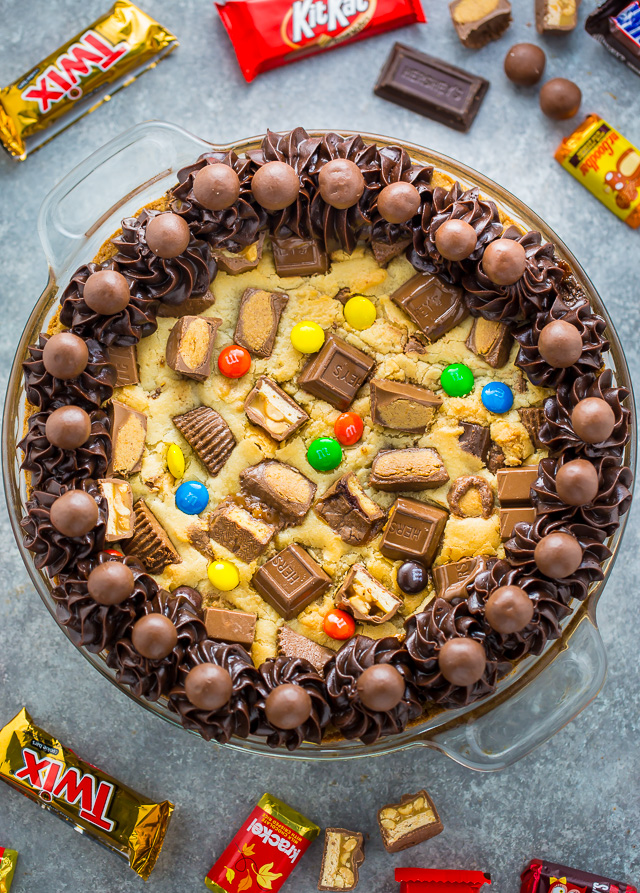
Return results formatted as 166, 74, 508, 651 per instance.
169, 639, 260, 743
253, 655, 330, 750
23, 334, 116, 412
20, 479, 108, 578
369, 144, 433, 248
324, 635, 421, 745
106, 585, 206, 701
19, 409, 110, 488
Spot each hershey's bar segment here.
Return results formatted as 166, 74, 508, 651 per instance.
234, 288, 289, 358
497, 466, 538, 505
335, 563, 402, 624
450, 0, 512, 48
518, 407, 545, 449
459, 422, 491, 464
370, 448, 449, 492
109, 400, 147, 476
378, 789, 444, 853
241, 459, 317, 522
370, 379, 442, 433
205, 607, 257, 647
391, 271, 468, 341
297, 333, 375, 411
244, 376, 309, 441
271, 235, 330, 277
166, 315, 221, 381
500, 506, 536, 539
173, 405, 236, 476
252, 544, 331, 620
318, 828, 365, 892
466, 317, 513, 368
209, 499, 276, 562
107, 344, 139, 387
432, 556, 488, 600
315, 472, 385, 545
122, 500, 181, 574
276, 625, 334, 672
380, 497, 448, 564
98, 477, 135, 542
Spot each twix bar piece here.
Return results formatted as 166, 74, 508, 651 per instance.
0, 708, 173, 880
0, 847, 18, 893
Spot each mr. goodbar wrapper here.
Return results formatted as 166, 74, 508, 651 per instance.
0, 708, 174, 880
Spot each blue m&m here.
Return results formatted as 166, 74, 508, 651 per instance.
175, 480, 209, 514
481, 382, 514, 414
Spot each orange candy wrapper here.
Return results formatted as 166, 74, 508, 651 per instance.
0, 848, 18, 893
0, 708, 174, 880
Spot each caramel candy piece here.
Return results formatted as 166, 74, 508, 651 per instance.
276, 626, 334, 673
380, 497, 448, 564
173, 406, 236, 476
109, 400, 147, 475
500, 506, 536, 538
497, 466, 538, 504
432, 556, 488, 600
315, 472, 385, 545
166, 315, 221, 381
122, 500, 181, 574
234, 288, 288, 358
252, 544, 331, 620
318, 828, 365, 892
335, 563, 402, 624
205, 607, 256, 647
98, 478, 134, 542
271, 235, 329, 277
297, 333, 375, 411
518, 407, 545, 450
240, 460, 316, 523
107, 344, 139, 386
244, 376, 309, 442
536, 0, 579, 33
391, 271, 468, 341
459, 422, 491, 464
450, 0, 513, 49
370, 448, 449, 492
209, 499, 276, 562
212, 231, 265, 274
370, 379, 442, 433
465, 317, 513, 368
378, 790, 444, 853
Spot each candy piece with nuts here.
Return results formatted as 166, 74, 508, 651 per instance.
98, 478, 134, 542
318, 828, 365, 892
234, 287, 289, 358
335, 563, 402, 624
378, 789, 444, 853
315, 472, 385, 545
165, 315, 221, 381
370, 448, 449, 492
109, 400, 147, 475
209, 499, 277, 562
244, 376, 309, 442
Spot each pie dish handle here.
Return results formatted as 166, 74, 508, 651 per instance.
37, 120, 212, 279
421, 614, 607, 771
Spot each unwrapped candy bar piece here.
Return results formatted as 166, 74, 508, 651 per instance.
520, 858, 636, 893
315, 472, 385, 545
378, 789, 443, 853
272, 236, 329, 277
335, 563, 402, 624
241, 460, 316, 522
244, 377, 309, 442
466, 317, 513, 368
391, 272, 468, 340
318, 828, 365, 892
209, 500, 276, 562
109, 400, 147, 475
252, 545, 331, 620
380, 496, 448, 563
298, 333, 375, 411
536, 0, 580, 32
276, 626, 334, 673
234, 288, 288, 358
98, 477, 134, 542
166, 316, 221, 381
370, 379, 441, 432
122, 500, 180, 574
173, 406, 236, 476
370, 448, 449, 492
450, 0, 512, 48
205, 607, 256, 647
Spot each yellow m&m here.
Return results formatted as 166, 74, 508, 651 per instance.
207, 560, 239, 591
344, 295, 376, 330
290, 321, 325, 353
166, 444, 185, 479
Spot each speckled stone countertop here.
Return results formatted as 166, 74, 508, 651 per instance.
0, 1, 638, 890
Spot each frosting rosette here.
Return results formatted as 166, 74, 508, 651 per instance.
23, 334, 116, 412
19, 408, 110, 488
369, 143, 433, 252
253, 655, 330, 750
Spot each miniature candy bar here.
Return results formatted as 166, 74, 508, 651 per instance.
0, 708, 173, 879
318, 828, 365, 892
122, 500, 181, 574
315, 472, 386, 545
433, 557, 488, 600
448, 475, 494, 519
518, 407, 545, 449
520, 858, 636, 893
380, 497, 448, 564
173, 406, 236, 476
370, 379, 442, 432
212, 231, 266, 274
335, 563, 403, 624
536, 0, 580, 32
0, 847, 18, 892
450, 0, 512, 48
244, 377, 309, 442
298, 334, 375, 411
276, 626, 334, 673
209, 500, 276, 562
466, 318, 513, 368
98, 478, 134, 542
396, 868, 491, 891
107, 344, 139, 387
370, 448, 449, 492
205, 793, 319, 892
271, 236, 330, 277
241, 460, 316, 522
497, 466, 537, 539
205, 607, 256, 647
109, 400, 147, 475
459, 423, 491, 464
166, 316, 221, 381
378, 789, 443, 853
252, 545, 331, 620
234, 288, 289, 358
586, 0, 640, 78
391, 272, 468, 341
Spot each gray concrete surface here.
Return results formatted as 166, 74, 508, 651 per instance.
0, 1, 638, 890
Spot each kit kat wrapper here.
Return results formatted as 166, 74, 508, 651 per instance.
0, 708, 173, 880
520, 858, 637, 892
0, 848, 18, 893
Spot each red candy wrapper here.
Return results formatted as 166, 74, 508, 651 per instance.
205, 793, 320, 892
520, 859, 637, 893
395, 868, 492, 891
215, 0, 427, 81
0, 848, 18, 893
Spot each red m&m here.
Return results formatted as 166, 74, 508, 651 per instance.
334, 412, 364, 446
323, 608, 355, 640
218, 345, 251, 378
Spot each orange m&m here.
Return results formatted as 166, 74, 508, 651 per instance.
334, 412, 363, 446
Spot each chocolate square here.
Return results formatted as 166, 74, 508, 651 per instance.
205, 607, 256, 647
297, 333, 375, 411
234, 288, 288, 358
497, 467, 538, 505
276, 626, 334, 673
391, 271, 468, 341
107, 344, 139, 387
465, 317, 513, 368
432, 556, 488, 601
500, 506, 536, 539
252, 544, 331, 620
380, 497, 448, 564
370, 379, 442, 433
209, 500, 276, 563
315, 472, 385, 545
459, 423, 491, 464
244, 377, 309, 442
271, 235, 329, 277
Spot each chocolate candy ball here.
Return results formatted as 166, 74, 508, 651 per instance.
87, 561, 135, 605
251, 161, 300, 211
83, 269, 130, 315
504, 43, 546, 86
131, 614, 178, 660
45, 405, 92, 449
357, 664, 405, 712
377, 181, 421, 224
435, 219, 478, 261
184, 663, 233, 711
50, 489, 99, 537
485, 585, 534, 634
538, 319, 583, 368
42, 332, 89, 380
555, 458, 599, 506
397, 560, 428, 595
571, 397, 616, 444
145, 213, 191, 258
318, 159, 365, 210
192, 163, 241, 211
482, 238, 526, 286
264, 683, 312, 730
534, 532, 583, 578
539, 78, 582, 120
438, 638, 486, 687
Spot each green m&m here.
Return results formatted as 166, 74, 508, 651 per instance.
307, 436, 342, 472
440, 363, 474, 397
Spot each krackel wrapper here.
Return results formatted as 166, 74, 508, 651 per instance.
0, 848, 18, 893
0, 708, 173, 880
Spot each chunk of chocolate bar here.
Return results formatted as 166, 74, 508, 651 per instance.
165, 315, 221, 381
335, 563, 402, 624
109, 400, 147, 475
497, 467, 538, 504
240, 460, 316, 522
107, 343, 139, 386
315, 473, 386, 545
98, 478, 134, 542
518, 407, 545, 450
209, 499, 276, 562
297, 333, 375, 411
122, 500, 181, 574
465, 317, 513, 368
212, 231, 265, 274
500, 506, 536, 539
272, 235, 329, 277
318, 828, 365, 892
459, 422, 491, 464
173, 406, 236, 476
277, 626, 334, 673
391, 272, 468, 341
378, 790, 444, 853
380, 497, 448, 564
156, 292, 216, 318
370, 379, 442, 433
371, 236, 412, 267
370, 448, 449, 492
234, 288, 288, 358
252, 545, 331, 620
450, 0, 512, 48
244, 376, 309, 442
432, 556, 488, 600
205, 607, 256, 647
536, 0, 579, 33
487, 442, 506, 474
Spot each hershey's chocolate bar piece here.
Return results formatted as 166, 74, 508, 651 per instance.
380, 496, 448, 564
173, 405, 236, 476
518, 407, 545, 450
378, 790, 444, 853
459, 422, 491, 464
98, 478, 134, 542
536, 0, 579, 32
370, 379, 442, 433
297, 333, 375, 411
205, 607, 256, 647
272, 235, 329, 277
371, 236, 412, 267
335, 563, 402, 624
209, 499, 276, 562
465, 317, 513, 368
156, 292, 216, 318
315, 472, 385, 545
391, 272, 468, 341
318, 828, 365, 892
212, 231, 266, 274
252, 544, 331, 620
166, 315, 221, 381
450, 0, 512, 48
370, 448, 449, 492
122, 500, 181, 574
586, 0, 640, 78
109, 400, 147, 476
234, 288, 288, 358
500, 506, 536, 539
520, 856, 636, 893
432, 556, 488, 600
374, 42, 490, 132
240, 460, 316, 522
276, 626, 334, 672
497, 467, 538, 505
244, 376, 309, 442
487, 442, 506, 474
107, 344, 139, 387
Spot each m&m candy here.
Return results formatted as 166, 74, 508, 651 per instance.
218, 345, 251, 378
334, 412, 364, 446
166, 443, 185, 479
307, 436, 342, 472
207, 559, 240, 591
481, 381, 514, 414
344, 295, 376, 330
397, 560, 428, 594
440, 363, 474, 397
323, 608, 356, 640
290, 321, 325, 353
175, 480, 209, 514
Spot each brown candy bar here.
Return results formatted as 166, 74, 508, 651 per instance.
205, 607, 256, 647
173, 406, 236, 476
165, 316, 221, 381
335, 563, 402, 624
318, 828, 365, 892
244, 376, 309, 441
459, 422, 491, 464
370, 379, 442, 433
209, 499, 276, 562
212, 231, 266, 274
518, 407, 545, 450
109, 400, 147, 475
234, 288, 288, 358
450, 0, 512, 48
298, 333, 375, 411
497, 467, 538, 504
371, 237, 412, 267
107, 344, 139, 386
272, 235, 329, 277
240, 460, 316, 522
378, 790, 444, 853
500, 506, 536, 539
122, 500, 180, 574
465, 317, 513, 368
370, 448, 449, 492
391, 273, 468, 341
536, 0, 579, 33
98, 478, 134, 542
433, 556, 488, 600
315, 472, 386, 545
380, 497, 448, 564
276, 626, 334, 673
252, 544, 331, 620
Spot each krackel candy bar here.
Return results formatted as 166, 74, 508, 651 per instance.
0, 848, 18, 893
520, 859, 637, 893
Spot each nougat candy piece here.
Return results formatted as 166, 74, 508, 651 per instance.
173, 406, 236, 477
370, 448, 449, 492
335, 563, 402, 624
208, 499, 276, 563
277, 626, 334, 673
465, 317, 513, 368
244, 376, 309, 442
241, 460, 316, 522
318, 828, 365, 892
109, 400, 147, 475
166, 315, 221, 381
98, 478, 134, 542
122, 500, 181, 574
378, 790, 444, 853
315, 472, 385, 545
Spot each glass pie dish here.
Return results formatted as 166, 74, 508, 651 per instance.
3, 121, 635, 770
